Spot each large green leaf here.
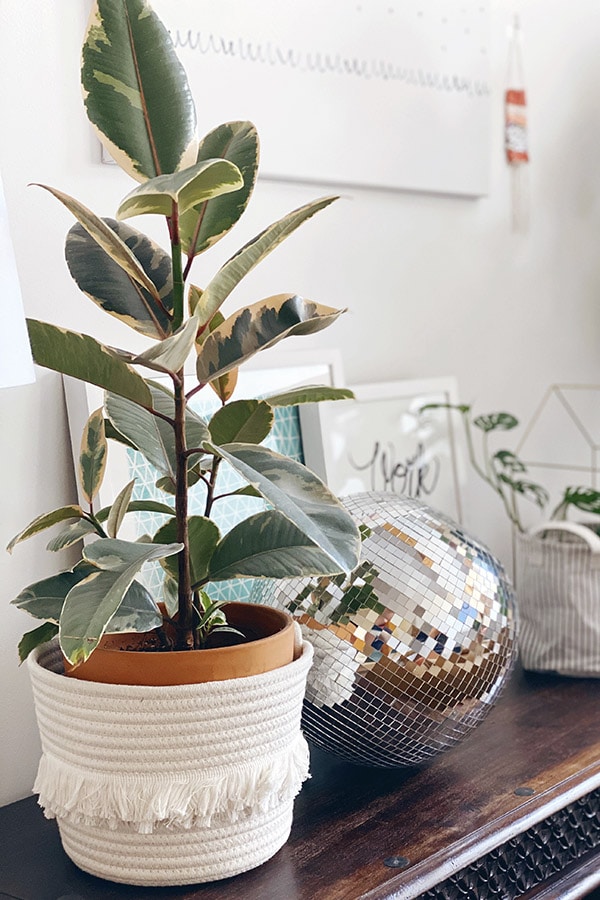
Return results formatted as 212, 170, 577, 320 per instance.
493, 450, 527, 474
60, 538, 182, 664
46, 520, 99, 552
180, 121, 260, 257
498, 475, 549, 508
196, 295, 344, 384
207, 442, 361, 574
208, 510, 352, 581
65, 219, 173, 339
79, 408, 107, 505
154, 516, 220, 588
96, 499, 175, 523
12, 567, 94, 622
116, 159, 243, 220
265, 385, 354, 407
105, 381, 210, 476
82, 0, 197, 181
7, 505, 85, 553
134, 316, 198, 374
209, 400, 273, 446
473, 413, 519, 433
106, 390, 173, 476
18, 623, 59, 663
106, 479, 136, 538
37, 186, 163, 305
195, 196, 337, 326
105, 579, 161, 634
27, 320, 152, 407
562, 486, 600, 515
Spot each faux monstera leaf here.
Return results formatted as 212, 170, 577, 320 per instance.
474, 413, 519, 433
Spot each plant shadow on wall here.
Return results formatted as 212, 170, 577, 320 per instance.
4, 0, 361, 886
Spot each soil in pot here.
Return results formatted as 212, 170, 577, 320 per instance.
63, 602, 295, 686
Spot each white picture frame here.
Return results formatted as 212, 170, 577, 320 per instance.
299, 376, 464, 521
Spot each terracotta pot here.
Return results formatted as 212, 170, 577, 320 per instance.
64, 602, 295, 686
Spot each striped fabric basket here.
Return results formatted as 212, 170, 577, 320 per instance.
515, 521, 600, 677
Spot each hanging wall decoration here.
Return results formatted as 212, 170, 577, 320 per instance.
150, 0, 492, 197
505, 15, 529, 231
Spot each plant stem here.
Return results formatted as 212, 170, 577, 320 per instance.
174, 374, 194, 650
204, 458, 221, 519
170, 202, 184, 331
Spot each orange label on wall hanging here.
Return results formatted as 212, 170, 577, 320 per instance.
505, 89, 529, 163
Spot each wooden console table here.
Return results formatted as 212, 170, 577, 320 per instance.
1, 664, 599, 900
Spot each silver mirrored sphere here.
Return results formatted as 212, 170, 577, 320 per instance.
263, 493, 517, 768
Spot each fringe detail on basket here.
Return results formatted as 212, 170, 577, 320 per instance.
34, 733, 310, 834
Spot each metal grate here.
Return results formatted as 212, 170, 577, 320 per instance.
420, 788, 600, 899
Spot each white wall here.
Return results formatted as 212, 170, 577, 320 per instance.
1, 1, 599, 804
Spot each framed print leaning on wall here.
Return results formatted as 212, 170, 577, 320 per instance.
299, 377, 464, 522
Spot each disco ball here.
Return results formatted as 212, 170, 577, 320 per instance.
262, 493, 517, 768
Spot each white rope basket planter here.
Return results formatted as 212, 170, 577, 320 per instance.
28, 638, 313, 886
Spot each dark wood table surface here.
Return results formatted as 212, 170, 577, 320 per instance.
1, 664, 599, 900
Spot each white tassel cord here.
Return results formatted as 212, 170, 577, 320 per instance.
34, 733, 310, 833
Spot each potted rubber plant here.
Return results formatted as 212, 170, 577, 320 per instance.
7, 0, 361, 885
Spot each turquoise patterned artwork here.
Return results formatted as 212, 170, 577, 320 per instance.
128, 396, 303, 603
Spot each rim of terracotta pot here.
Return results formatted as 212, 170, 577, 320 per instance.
63, 602, 295, 686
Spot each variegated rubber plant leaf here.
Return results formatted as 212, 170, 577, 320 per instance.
180, 121, 260, 258
65, 219, 173, 339
196, 295, 344, 385
79, 408, 108, 505
60, 538, 182, 664
265, 386, 354, 407
82, 0, 198, 181
194, 196, 337, 326
26, 320, 152, 408
206, 441, 361, 575
105, 381, 210, 477
7, 505, 87, 553
116, 159, 244, 220
192, 306, 239, 402
208, 510, 353, 582
154, 516, 220, 588
208, 400, 273, 446
37, 186, 163, 309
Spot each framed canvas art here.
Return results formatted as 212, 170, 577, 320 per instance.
299, 377, 464, 521
149, 0, 492, 196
